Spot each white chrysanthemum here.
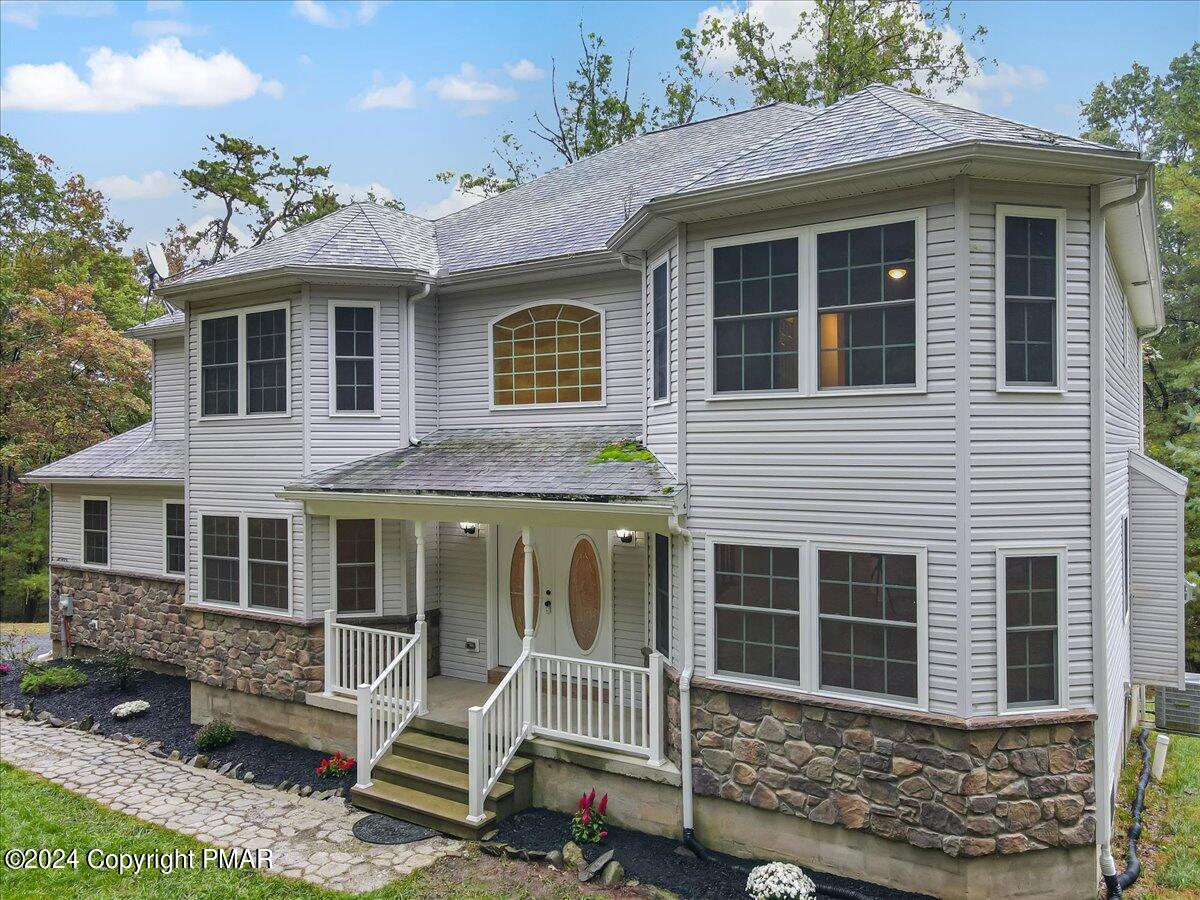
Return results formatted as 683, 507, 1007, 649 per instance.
110, 700, 150, 720
746, 862, 816, 900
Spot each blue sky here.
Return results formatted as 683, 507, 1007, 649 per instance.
1, 0, 1196, 251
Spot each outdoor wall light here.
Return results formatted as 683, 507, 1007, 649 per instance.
887, 266, 909, 281
459, 522, 478, 536
615, 529, 635, 544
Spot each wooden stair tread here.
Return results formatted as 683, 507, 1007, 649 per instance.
393, 730, 533, 774
352, 780, 495, 830
374, 755, 514, 801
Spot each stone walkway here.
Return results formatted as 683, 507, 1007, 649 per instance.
0, 717, 461, 893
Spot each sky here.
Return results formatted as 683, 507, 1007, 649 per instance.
1, 0, 1197, 252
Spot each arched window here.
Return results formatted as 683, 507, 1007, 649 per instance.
492, 303, 603, 406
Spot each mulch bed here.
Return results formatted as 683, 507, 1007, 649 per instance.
495, 808, 934, 900
0, 659, 355, 793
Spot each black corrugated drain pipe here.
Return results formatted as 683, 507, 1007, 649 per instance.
1104, 727, 1153, 898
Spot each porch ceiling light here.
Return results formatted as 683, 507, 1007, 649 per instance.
615, 529, 635, 544
887, 266, 909, 281
459, 522, 478, 536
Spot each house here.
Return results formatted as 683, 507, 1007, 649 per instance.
25, 84, 1188, 898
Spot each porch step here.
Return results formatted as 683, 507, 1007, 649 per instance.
350, 722, 533, 840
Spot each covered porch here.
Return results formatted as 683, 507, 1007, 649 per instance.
280, 426, 684, 825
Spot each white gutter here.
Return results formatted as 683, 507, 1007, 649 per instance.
669, 517, 696, 838
1091, 176, 1147, 882
406, 275, 438, 444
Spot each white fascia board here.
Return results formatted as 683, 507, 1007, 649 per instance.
1129, 450, 1189, 495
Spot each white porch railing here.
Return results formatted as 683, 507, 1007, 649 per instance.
355, 628, 423, 788
467, 650, 664, 823
324, 611, 412, 697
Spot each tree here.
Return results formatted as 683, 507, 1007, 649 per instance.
1082, 45, 1200, 667
697, 0, 988, 108
435, 132, 538, 200
657, 15, 736, 127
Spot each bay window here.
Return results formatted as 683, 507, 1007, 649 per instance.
201, 513, 291, 613
996, 206, 1065, 390
998, 549, 1065, 711
332, 304, 377, 413
651, 261, 669, 401
199, 303, 290, 418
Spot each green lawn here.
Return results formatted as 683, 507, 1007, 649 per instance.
0, 763, 590, 900
1113, 728, 1200, 898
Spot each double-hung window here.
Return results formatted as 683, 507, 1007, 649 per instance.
713, 543, 801, 681
165, 502, 185, 575
817, 549, 919, 703
651, 261, 669, 401
248, 518, 289, 610
333, 304, 377, 413
996, 206, 1065, 390
82, 497, 109, 567
201, 515, 239, 604
335, 519, 379, 614
998, 549, 1065, 711
199, 304, 289, 418
201, 514, 291, 612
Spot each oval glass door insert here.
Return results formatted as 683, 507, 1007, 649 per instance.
568, 537, 602, 652
509, 536, 541, 636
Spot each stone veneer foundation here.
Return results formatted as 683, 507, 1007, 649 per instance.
49, 565, 439, 703
668, 676, 1097, 862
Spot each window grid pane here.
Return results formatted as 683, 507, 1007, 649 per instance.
1005, 555, 1059, 707
247, 517, 288, 610
1004, 216, 1057, 386
83, 499, 108, 566
201, 316, 238, 416
166, 503, 185, 575
334, 306, 376, 412
817, 222, 917, 388
246, 309, 287, 414
818, 550, 918, 701
336, 519, 377, 613
714, 543, 801, 682
492, 304, 602, 406
652, 263, 669, 401
712, 238, 799, 393
202, 515, 239, 604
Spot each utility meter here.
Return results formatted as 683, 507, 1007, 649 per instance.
58, 595, 74, 617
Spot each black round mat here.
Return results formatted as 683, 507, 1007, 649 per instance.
352, 813, 439, 845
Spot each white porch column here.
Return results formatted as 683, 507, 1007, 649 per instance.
323, 609, 336, 694
415, 520, 428, 714
521, 526, 534, 651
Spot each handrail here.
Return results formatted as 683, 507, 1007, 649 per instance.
467, 649, 532, 824
323, 610, 415, 698
354, 628, 424, 789
530, 650, 653, 674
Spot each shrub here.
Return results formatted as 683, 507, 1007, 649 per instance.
570, 788, 608, 844
746, 862, 816, 900
110, 700, 150, 720
97, 649, 138, 691
20, 665, 87, 696
316, 751, 354, 778
195, 720, 235, 751
0, 630, 35, 665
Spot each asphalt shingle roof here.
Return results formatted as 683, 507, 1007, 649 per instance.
24, 423, 183, 482
163, 84, 1132, 288
294, 427, 680, 502
126, 307, 183, 337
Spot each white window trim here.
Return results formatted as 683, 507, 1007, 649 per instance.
80, 495, 110, 570
331, 517, 384, 617
648, 251, 672, 407
1122, 515, 1131, 624
703, 208, 928, 402
163, 499, 185, 577
994, 204, 1068, 394
701, 533, 930, 713
486, 299, 608, 411
328, 299, 382, 418
196, 301, 292, 420
995, 545, 1070, 716
650, 531, 671, 657
198, 512, 293, 615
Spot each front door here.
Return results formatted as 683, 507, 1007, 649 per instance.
496, 526, 612, 667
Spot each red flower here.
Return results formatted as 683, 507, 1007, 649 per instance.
597, 793, 608, 815
581, 809, 591, 825
579, 793, 587, 810
600, 830, 608, 840
587, 788, 596, 809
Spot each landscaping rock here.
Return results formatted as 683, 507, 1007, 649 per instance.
243, 772, 255, 783
545, 850, 563, 868
599, 858, 625, 887
578, 849, 614, 883
562, 841, 584, 869
192, 754, 209, 768
78, 715, 94, 731
299, 785, 313, 797
481, 841, 506, 857
168, 750, 181, 761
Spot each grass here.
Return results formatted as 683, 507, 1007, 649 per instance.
0, 763, 607, 900
588, 441, 654, 465
0, 622, 49, 637
1113, 727, 1200, 898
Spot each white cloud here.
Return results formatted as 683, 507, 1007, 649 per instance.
504, 59, 544, 82
947, 61, 1047, 111
0, 38, 278, 113
1, 0, 115, 28
96, 170, 176, 200
298, 54, 313, 67
357, 76, 416, 110
146, 1, 184, 12
427, 63, 516, 115
132, 18, 209, 37
328, 180, 396, 205
694, 1, 817, 72
261, 79, 285, 99
414, 183, 482, 219
187, 215, 248, 259
292, 0, 388, 28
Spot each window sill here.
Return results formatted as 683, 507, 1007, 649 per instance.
488, 400, 608, 412
705, 385, 926, 402
197, 412, 293, 422
183, 602, 318, 627
706, 671, 926, 715
994, 385, 1066, 396
328, 411, 382, 419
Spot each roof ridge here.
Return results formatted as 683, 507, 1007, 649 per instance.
299, 204, 378, 265
355, 202, 409, 268
861, 84, 971, 145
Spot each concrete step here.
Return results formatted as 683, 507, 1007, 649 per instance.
350, 779, 495, 840
373, 754, 514, 808
391, 728, 533, 782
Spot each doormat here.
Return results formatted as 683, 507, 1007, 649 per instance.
352, 813, 439, 845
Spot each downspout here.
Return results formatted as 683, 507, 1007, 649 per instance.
1091, 175, 1147, 895
407, 273, 439, 446
668, 517, 702, 856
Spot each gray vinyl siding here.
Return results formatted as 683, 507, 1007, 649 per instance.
1128, 460, 1186, 687
151, 336, 185, 441
612, 537, 649, 667
414, 296, 439, 438
645, 235, 678, 474
681, 184, 961, 714
309, 516, 418, 618
306, 285, 408, 475
967, 183, 1095, 713
436, 271, 643, 428
50, 483, 183, 576
438, 522, 490, 680
186, 291, 306, 613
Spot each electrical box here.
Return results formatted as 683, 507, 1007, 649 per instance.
58, 595, 74, 617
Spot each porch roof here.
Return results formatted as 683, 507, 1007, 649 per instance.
290, 427, 681, 502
